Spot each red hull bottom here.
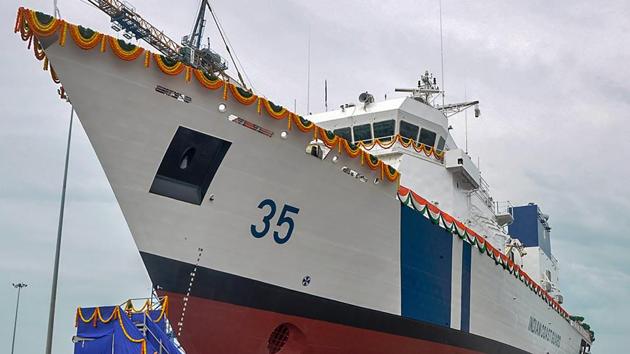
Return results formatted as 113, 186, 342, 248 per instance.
165, 292, 481, 354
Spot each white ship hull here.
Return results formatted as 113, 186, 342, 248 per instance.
19, 8, 591, 353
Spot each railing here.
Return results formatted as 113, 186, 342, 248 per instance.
494, 200, 514, 216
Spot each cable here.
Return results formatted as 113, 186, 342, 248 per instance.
206, 1, 252, 90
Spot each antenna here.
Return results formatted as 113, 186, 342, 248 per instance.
53, 0, 60, 18
439, 0, 445, 106
325, 80, 328, 112
465, 86, 468, 153
306, 25, 311, 114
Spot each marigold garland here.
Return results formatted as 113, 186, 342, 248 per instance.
193, 69, 224, 89
153, 54, 185, 76
263, 98, 289, 119
291, 114, 315, 133
318, 127, 339, 148
365, 152, 382, 170
229, 83, 258, 105
109, 37, 144, 61
26, 10, 63, 36
144, 51, 151, 68
33, 39, 46, 60
342, 139, 362, 158
383, 164, 400, 182
58, 22, 67, 46
16, 7, 403, 185
69, 24, 103, 50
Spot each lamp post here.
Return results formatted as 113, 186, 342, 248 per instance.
11, 282, 28, 354
45, 105, 74, 354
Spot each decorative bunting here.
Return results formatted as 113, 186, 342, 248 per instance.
69, 24, 103, 50
229, 83, 257, 105
262, 98, 289, 119
193, 69, 224, 90
397, 186, 570, 320
153, 54, 185, 76
25, 9, 64, 37
108, 37, 144, 61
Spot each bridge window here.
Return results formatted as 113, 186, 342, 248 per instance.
353, 124, 372, 143
419, 128, 437, 147
399, 120, 419, 142
333, 127, 352, 141
373, 120, 395, 142
437, 136, 446, 151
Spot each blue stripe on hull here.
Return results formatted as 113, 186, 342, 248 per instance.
400, 205, 452, 327
461, 242, 472, 332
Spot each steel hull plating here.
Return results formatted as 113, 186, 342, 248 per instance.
39, 35, 586, 354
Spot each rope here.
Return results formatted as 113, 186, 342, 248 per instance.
206, 1, 251, 90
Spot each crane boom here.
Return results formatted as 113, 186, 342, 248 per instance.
86, 0, 237, 83
87, 0, 182, 60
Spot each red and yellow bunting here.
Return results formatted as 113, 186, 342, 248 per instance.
109, 37, 144, 61
69, 24, 103, 50
193, 69, 224, 89
153, 54, 185, 76
229, 83, 258, 105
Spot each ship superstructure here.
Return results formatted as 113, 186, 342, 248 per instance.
15, 7, 594, 354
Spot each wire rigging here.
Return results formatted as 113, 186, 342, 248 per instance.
205, 1, 250, 90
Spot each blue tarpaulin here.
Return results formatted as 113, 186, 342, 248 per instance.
74, 301, 180, 354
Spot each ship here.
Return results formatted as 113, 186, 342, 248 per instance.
14, 5, 595, 354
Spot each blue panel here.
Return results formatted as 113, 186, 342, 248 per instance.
508, 205, 539, 247
509, 204, 552, 257
460, 242, 471, 332
400, 205, 452, 327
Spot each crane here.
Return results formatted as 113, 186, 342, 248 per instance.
86, 0, 246, 88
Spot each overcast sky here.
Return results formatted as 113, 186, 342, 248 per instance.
1, 0, 628, 353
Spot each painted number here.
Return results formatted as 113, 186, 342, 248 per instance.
250, 199, 300, 244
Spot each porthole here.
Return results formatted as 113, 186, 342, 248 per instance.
267, 324, 290, 354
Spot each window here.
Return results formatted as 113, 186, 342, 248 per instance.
373, 120, 395, 142
333, 127, 352, 141
436, 136, 446, 151
353, 124, 372, 143
418, 128, 437, 146
150, 126, 231, 205
399, 120, 419, 142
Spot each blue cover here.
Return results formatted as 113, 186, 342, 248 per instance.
74, 306, 178, 354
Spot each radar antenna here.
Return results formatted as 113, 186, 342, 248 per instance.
396, 71, 480, 118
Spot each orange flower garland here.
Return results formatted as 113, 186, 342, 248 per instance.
229, 83, 258, 105
109, 37, 144, 61
70, 24, 103, 50
262, 98, 289, 119
291, 114, 315, 133
153, 54, 185, 76
16, 7, 402, 184
193, 69, 224, 90
25, 9, 64, 36
342, 139, 362, 158
318, 127, 339, 148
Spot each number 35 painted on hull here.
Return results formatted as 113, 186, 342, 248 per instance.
250, 199, 300, 244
